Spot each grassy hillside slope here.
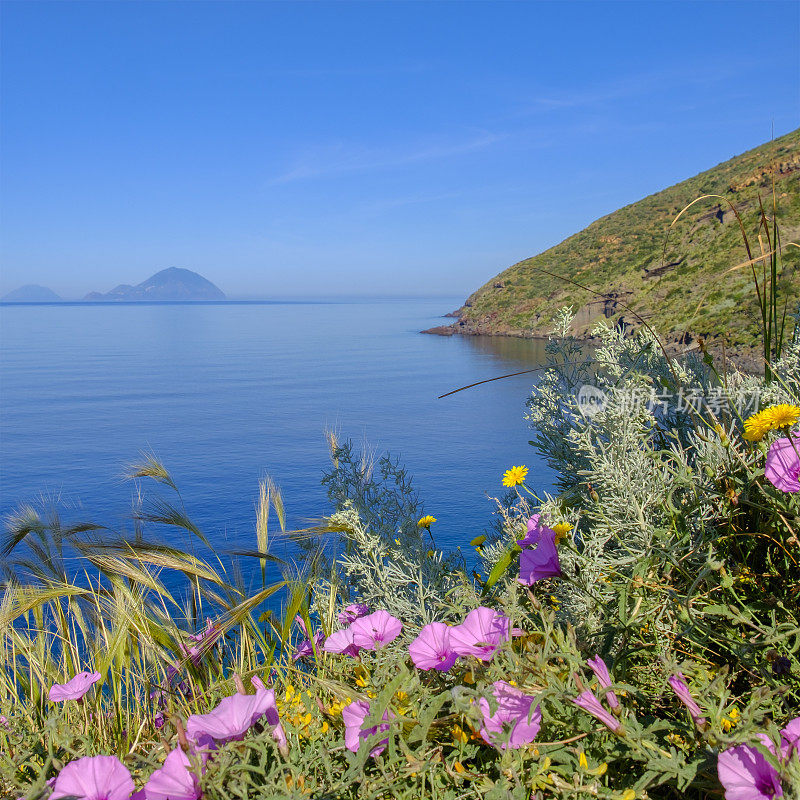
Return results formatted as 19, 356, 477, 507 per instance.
440, 130, 800, 360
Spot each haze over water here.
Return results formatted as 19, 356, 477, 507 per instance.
0, 299, 554, 582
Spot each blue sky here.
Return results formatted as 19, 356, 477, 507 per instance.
1, 1, 798, 300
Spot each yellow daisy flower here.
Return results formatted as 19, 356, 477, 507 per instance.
327, 698, 346, 716
552, 522, 573, 544
721, 707, 740, 732
417, 515, 437, 528
502, 465, 528, 487
743, 404, 800, 441
451, 724, 468, 745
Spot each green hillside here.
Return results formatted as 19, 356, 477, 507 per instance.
444, 130, 800, 359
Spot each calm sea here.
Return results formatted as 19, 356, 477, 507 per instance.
0, 299, 554, 583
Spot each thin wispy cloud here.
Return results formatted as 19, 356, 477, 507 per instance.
521, 60, 759, 114
267, 132, 507, 185
348, 190, 465, 217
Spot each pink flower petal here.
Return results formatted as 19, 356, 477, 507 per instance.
144, 749, 200, 800
668, 673, 706, 728
186, 676, 282, 746
408, 622, 457, 672
478, 681, 541, 750
349, 610, 403, 650
338, 604, 370, 625
718, 743, 783, 800
517, 515, 556, 547
342, 699, 391, 757
780, 715, 800, 761
50, 755, 134, 800
765, 436, 800, 493
323, 627, 361, 657
49, 671, 102, 702
449, 607, 510, 662
518, 531, 561, 585
586, 656, 619, 709
572, 690, 623, 734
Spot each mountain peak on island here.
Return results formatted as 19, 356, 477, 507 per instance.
2, 284, 62, 302
85, 268, 225, 301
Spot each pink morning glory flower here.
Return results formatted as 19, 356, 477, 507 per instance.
765, 435, 800, 493
294, 630, 326, 661
178, 643, 203, 666
572, 690, 624, 735
164, 664, 191, 699
449, 607, 510, 662
341, 699, 392, 757
179, 620, 221, 667
323, 628, 362, 658
187, 618, 221, 644
586, 656, 620, 709
668, 672, 707, 728
144, 748, 200, 800
293, 615, 325, 661
718, 719, 800, 799
518, 529, 561, 585
349, 610, 403, 650
338, 604, 370, 625
780, 716, 800, 761
186, 676, 284, 749
49, 671, 102, 702
517, 514, 555, 548
50, 755, 134, 800
718, 739, 783, 800
477, 681, 542, 750
408, 622, 458, 671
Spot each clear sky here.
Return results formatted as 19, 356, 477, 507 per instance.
1, 0, 798, 300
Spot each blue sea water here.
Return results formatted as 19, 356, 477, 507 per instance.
0, 299, 554, 584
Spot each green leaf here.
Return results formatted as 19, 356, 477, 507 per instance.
701, 603, 736, 618
407, 689, 451, 744
482, 547, 516, 594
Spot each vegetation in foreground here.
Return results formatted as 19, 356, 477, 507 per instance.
1, 312, 798, 799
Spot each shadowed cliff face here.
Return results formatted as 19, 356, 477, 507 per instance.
441, 130, 800, 362
84, 267, 225, 301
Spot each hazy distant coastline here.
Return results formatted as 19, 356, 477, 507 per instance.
2, 267, 225, 303
83, 267, 225, 301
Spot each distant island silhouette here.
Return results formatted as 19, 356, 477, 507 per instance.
84, 268, 225, 301
2, 284, 62, 302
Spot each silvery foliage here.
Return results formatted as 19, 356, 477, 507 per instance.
525, 307, 711, 496
324, 500, 473, 627
724, 339, 800, 407
318, 442, 474, 627
508, 309, 799, 638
